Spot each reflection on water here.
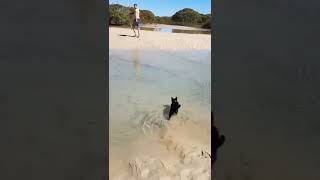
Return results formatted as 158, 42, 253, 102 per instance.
154, 26, 172, 33
132, 47, 141, 79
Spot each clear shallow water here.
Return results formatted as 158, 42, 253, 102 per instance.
109, 48, 211, 146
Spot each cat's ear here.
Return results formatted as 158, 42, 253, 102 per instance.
175, 97, 178, 100
171, 97, 174, 100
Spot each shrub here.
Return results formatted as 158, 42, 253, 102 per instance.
199, 14, 210, 24
171, 8, 201, 24
109, 4, 156, 26
202, 20, 211, 29
109, 4, 131, 26
140, 10, 155, 24
155, 16, 173, 24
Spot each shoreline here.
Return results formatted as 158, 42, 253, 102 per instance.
110, 24, 211, 31
109, 27, 211, 51
142, 24, 211, 31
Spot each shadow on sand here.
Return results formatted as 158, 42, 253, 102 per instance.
118, 34, 136, 38
163, 105, 171, 120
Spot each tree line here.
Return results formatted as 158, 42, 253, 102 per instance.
108, 4, 213, 29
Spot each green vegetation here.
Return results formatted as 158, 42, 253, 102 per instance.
109, 4, 155, 26
109, 4, 131, 26
155, 16, 172, 25
171, 8, 211, 29
109, 4, 213, 29
172, 8, 201, 24
140, 10, 155, 24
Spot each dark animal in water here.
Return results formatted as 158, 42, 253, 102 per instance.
212, 112, 225, 166
168, 97, 181, 120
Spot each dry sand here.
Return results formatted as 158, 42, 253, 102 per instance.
109, 27, 211, 51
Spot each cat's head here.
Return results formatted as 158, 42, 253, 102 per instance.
171, 97, 178, 103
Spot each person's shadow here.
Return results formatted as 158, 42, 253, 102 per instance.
118, 34, 136, 38
163, 105, 171, 120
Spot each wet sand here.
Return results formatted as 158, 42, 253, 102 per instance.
109, 27, 211, 179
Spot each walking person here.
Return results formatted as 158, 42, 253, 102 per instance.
131, 3, 141, 38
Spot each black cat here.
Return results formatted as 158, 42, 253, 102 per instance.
168, 97, 181, 120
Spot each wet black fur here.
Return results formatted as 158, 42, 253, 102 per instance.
168, 97, 181, 120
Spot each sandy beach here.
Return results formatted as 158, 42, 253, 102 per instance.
109, 26, 211, 180
109, 26, 211, 51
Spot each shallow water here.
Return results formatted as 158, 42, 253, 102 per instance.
140, 26, 211, 34
109, 48, 211, 178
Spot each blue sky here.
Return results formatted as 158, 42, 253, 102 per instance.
109, 0, 211, 16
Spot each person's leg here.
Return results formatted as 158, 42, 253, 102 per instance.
132, 27, 137, 37
132, 21, 137, 37
137, 19, 141, 38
